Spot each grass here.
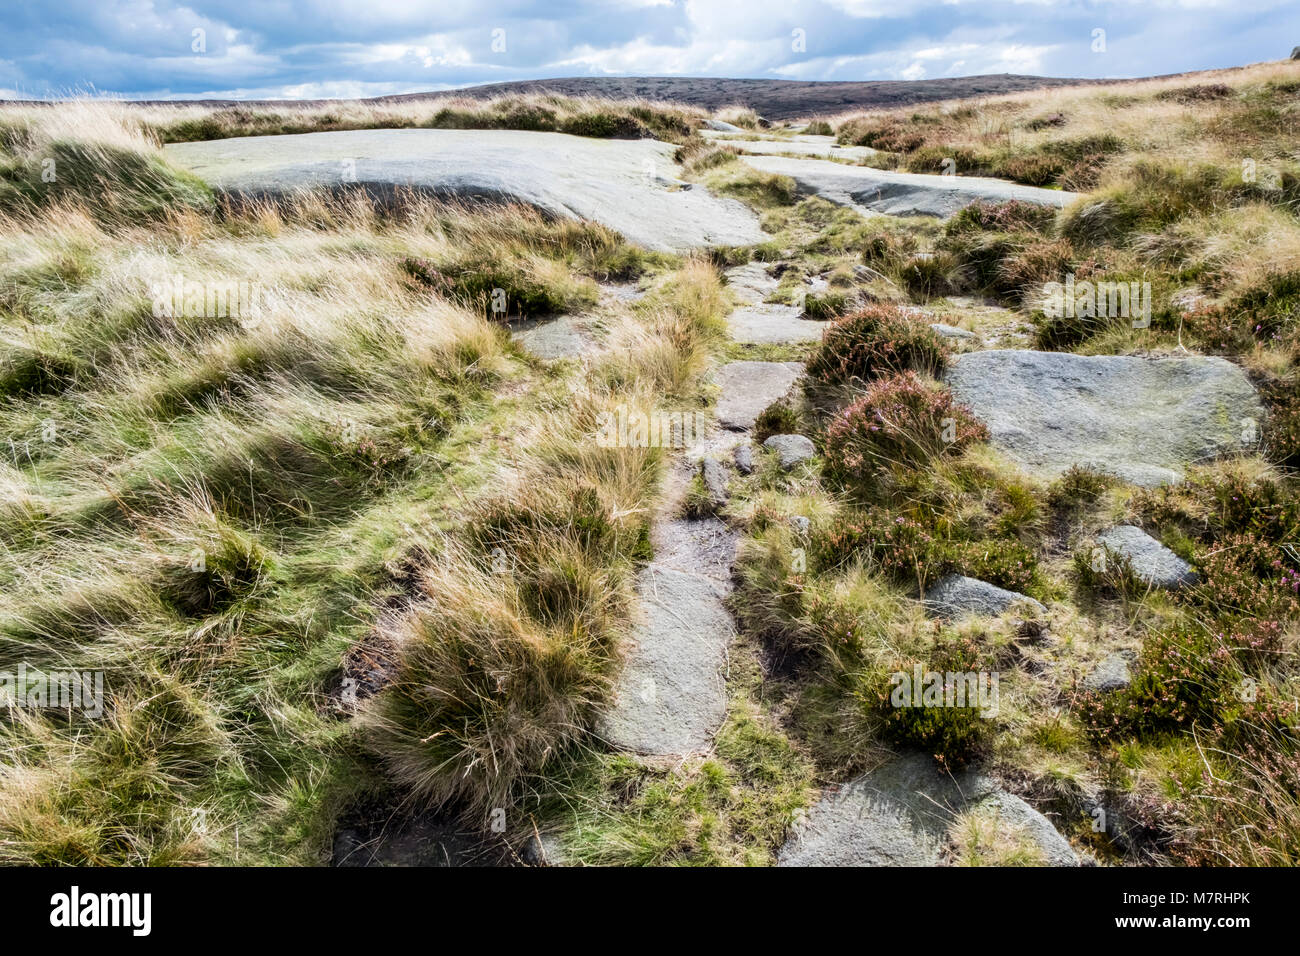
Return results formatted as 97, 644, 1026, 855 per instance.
5, 61, 1300, 867
0, 98, 737, 863
56, 93, 710, 146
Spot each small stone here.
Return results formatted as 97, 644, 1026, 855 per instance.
790, 515, 810, 537
734, 443, 754, 475
1292, 46, 1300, 60
699, 457, 729, 508
930, 322, 976, 340
522, 831, 567, 866
762, 433, 815, 470
1084, 652, 1132, 693
1096, 525, 1198, 589
924, 573, 1046, 619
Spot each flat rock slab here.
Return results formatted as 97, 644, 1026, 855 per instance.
923, 574, 1046, 618
778, 754, 1077, 866
739, 155, 1080, 219
724, 262, 780, 305
714, 361, 804, 431
511, 315, 599, 360
1097, 525, 1198, 588
931, 322, 977, 340
945, 350, 1263, 487
166, 129, 766, 253
600, 518, 739, 757
701, 131, 877, 161
729, 303, 829, 343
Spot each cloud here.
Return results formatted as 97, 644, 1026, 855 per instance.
0, 0, 1296, 99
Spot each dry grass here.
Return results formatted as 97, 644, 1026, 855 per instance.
75, 93, 708, 145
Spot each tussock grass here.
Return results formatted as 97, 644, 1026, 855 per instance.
0, 101, 212, 224
361, 257, 727, 822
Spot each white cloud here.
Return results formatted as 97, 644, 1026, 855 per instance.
1, 0, 1294, 99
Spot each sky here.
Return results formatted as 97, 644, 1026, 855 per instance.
1, 0, 1298, 100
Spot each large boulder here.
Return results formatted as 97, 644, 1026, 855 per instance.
165, 129, 766, 253
778, 754, 1078, 866
1096, 525, 1198, 589
738, 155, 1080, 218
945, 350, 1263, 487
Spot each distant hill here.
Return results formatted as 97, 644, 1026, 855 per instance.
372, 75, 1107, 120
94, 74, 1118, 121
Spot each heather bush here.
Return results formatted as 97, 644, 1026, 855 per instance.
823, 372, 987, 482
814, 504, 1038, 594
1262, 377, 1300, 467
1129, 467, 1300, 546
805, 306, 949, 387
1193, 531, 1300, 621
836, 118, 927, 152
1076, 624, 1290, 744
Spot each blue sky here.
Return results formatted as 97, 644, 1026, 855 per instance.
2, 0, 1298, 100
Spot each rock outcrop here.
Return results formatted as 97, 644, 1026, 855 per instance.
923, 573, 1046, 618
945, 350, 1263, 487
763, 433, 816, 469
166, 129, 766, 252
738, 155, 1081, 218
1096, 525, 1198, 589
778, 754, 1078, 866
